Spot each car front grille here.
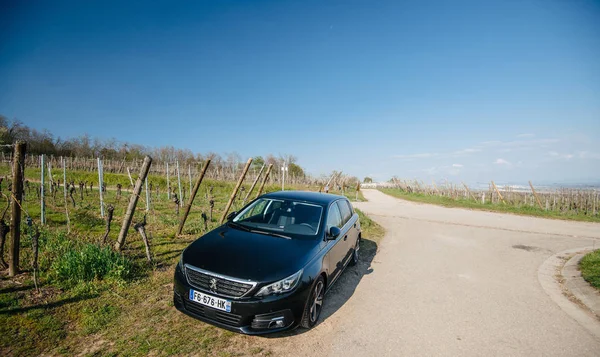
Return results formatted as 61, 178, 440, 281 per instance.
183, 299, 244, 327
185, 265, 255, 298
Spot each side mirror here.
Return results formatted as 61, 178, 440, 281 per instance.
327, 226, 341, 240
226, 211, 237, 221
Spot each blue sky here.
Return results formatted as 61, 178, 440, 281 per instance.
1, 0, 599, 184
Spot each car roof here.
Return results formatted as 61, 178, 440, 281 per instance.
261, 190, 346, 205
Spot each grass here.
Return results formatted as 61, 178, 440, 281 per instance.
0, 164, 384, 356
50, 242, 134, 287
353, 208, 385, 262
342, 187, 367, 203
356, 208, 384, 244
379, 188, 600, 223
580, 250, 600, 290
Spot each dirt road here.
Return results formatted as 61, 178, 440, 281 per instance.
256, 189, 600, 356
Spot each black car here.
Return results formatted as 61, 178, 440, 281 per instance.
173, 191, 361, 334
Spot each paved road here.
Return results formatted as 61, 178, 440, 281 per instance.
259, 189, 600, 356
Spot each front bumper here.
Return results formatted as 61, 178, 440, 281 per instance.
173, 264, 310, 335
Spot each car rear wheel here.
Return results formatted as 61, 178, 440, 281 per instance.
349, 236, 360, 266
300, 276, 325, 329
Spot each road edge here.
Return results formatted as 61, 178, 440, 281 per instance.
538, 247, 600, 340
562, 252, 600, 318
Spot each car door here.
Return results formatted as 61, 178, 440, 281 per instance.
325, 202, 346, 285
342, 199, 360, 250
336, 199, 355, 266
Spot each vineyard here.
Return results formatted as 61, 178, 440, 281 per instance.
0, 149, 369, 356
378, 178, 600, 222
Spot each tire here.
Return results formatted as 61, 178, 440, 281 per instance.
300, 276, 325, 329
349, 235, 360, 267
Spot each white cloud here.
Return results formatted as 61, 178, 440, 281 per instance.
425, 167, 438, 175
392, 153, 437, 159
481, 138, 559, 150
577, 151, 600, 159
451, 148, 481, 156
548, 151, 581, 160
394, 148, 482, 160
494, 158, 511, 165
516, 133, 535, 138
481, 140, 502, 145
452, 164, 463, 168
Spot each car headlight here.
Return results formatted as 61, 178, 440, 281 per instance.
255, 270, 303, 297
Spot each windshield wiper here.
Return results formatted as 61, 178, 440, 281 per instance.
228, 222, 251, 232
249, 229, 291, 240
228, 222, 291, 239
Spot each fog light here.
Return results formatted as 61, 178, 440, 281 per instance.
251, 310, 293, 330
268, 317, 285, 329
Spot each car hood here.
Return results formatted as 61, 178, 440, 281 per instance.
182, 224, 322, 283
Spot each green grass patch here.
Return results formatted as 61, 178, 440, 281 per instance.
356, 208, 384, 245
355, 208, 385, 259
343, 187, 366, 203
580, 250, 600, 290
0, 306, 67, 356
50, 243, 133, 286
379, 188, 600, 223
80, 303, 120, 334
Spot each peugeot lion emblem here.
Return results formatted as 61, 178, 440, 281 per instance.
209, 278, 218, 292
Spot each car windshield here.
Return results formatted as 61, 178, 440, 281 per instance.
232, 198, 324, 237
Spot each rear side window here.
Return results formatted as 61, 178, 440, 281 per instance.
344, 200, 354, 214
327, 204, 343, 230
337, 200, 352, 226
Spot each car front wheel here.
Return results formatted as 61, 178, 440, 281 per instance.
300, 276, 325, 329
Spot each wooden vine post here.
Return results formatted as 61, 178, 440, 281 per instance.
126, 167, 134, 186
166, 162, 171, 200
188, 165, 192, 198
432, 179, 439, 194
255, 164, 273, 199
176, 161, 183, 207
462, 182, 477, 202
9, 141, 26, 277
144, 177, 150, 211
242, 164, 265, 206
490, 181, 506, 204
528, 181, 544, 210
220, 158, 252, 224
115, 156, 152, 252
40, 154, 45, 224
98, 158, 105, 218
177, 159, 211, 236
62, 157, 70, 232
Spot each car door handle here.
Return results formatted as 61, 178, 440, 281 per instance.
343, 235, 348, 241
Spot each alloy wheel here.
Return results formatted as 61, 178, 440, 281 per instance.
310, 280, 324, 323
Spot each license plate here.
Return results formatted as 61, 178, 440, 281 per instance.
189, 289, 231, 312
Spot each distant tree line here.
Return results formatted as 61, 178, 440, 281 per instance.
0, 115, 306, 178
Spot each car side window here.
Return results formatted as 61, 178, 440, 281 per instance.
345, 200, 354, 215
337, 200, 352, 226
248, 200, 268, 218
326, 203, 343, 230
